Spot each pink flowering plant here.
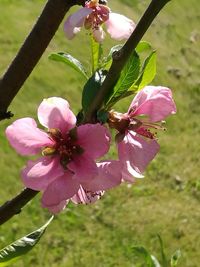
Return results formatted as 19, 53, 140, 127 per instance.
0, 0, 179, 265
64, 0, 135, 42
6, 97, 123, 213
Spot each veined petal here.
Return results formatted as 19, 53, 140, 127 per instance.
5, 118, 52, 156
68, 154, 98, 182
77, 124, 111, 159
68, 7, 92, 27
22, 156, 64, 191
41, 171, 79, 208
64, 25, 81, 40
44, 200, 68, 214
129, 86, 177, 122
105, 13, 135, 40
122, 161, 144, 183
38, 97, 76, 133
85, 160, 122, 191
64, 7, 93, 39
71, 186, 103, 204
118, 131, 160, 175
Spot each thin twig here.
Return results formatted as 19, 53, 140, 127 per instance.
0, 0, 85, 120
0, 189, 38, 225
84, 0, 171, 122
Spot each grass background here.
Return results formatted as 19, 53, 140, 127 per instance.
0, 0, 200, 266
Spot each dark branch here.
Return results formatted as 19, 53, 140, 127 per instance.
84, 0, 171, 122
0, 0, 85, 120
0, 189, 38, 225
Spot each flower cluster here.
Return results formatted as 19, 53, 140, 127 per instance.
64, 0, 135, 43
5, 1, 176, 214
6, 87, 176, 213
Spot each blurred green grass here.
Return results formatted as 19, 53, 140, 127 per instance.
0, 0, 200, 266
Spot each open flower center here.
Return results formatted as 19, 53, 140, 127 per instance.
42, 128, 84, 169
108, 110, 165, 139
84, 0, 110, 30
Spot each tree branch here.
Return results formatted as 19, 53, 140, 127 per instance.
0, 189, 38, 225
0, 0, 85, 120
84, 0, 171, 122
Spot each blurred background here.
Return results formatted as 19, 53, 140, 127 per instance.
0, 0, 199, 266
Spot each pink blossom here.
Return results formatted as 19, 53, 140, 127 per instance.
109, 86, 176, 182
64, 0, 135, 43
6, 97, 120, 213
71, 160, 123, 204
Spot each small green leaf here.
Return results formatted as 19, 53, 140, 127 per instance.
49, 52, 88, 80
171, 250, 181, 267
136, 41, 152, 53
104, 51, 140, 109
134, 51, 157, 89
91, 36, 103, 73
102, 44, 123, 70
82, 69, 107, 113
0, 217, 53, 266
157, 234, 168, 267
132, 246, 160, 267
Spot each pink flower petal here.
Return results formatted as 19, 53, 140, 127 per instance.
68, 154, 98, 182
93, 27, 105, 43
22, 156, 64, 191
41, 171, 79, 208
121, 161, 144, 183
129, 86, 177, 122
85, 160, 122, 191
5, 118, 53, 156
105, 13, 135, 40
64, 7, 93, 39
118, 131, 160, 175
71, 186, 103, 204
77, 124, 111, 159
45, 200, 68, 214
38, 97, 76, 133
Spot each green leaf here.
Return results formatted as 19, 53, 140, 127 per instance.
132, 246, 160, 267
134, 51, 157, 90
82, 69, 107, 113
171, 250, 181, 267
49, 52, 88, 80
91, 36, 103, 73
104, 51, 140, 109
136, 41, 152, 53
102, 44, 123, 70
157, 234, 168, 267
0, 217, 53, 266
